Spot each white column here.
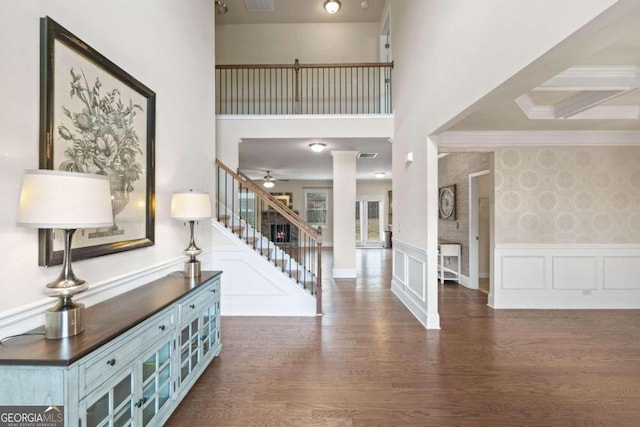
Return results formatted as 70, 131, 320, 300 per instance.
331, 150, 358, 278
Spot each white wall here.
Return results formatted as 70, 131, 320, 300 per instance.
391, 0, 621, 250
0, 0, 215, 336
216, 23, 380, 64
390, 0, 627, 327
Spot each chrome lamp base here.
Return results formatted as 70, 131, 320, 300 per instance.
183, 220, 203, 278
43, 228, 89, 339
184, 260, 202, 278
45, 298, 85, 339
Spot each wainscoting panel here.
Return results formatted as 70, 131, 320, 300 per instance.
393, 249, 406, 283
603, 256, 640, 290
502, 256, 545, 290
494, 245, 640, 308
552, 256, 598, 290
407, 256, 425, 299
391, 239, 437, 329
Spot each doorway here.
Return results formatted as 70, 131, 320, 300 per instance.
468, 170, 491, 293
356, 196, 384, 247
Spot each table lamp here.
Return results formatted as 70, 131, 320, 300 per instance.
171, 190, 211, 278
17, 170, 113, 339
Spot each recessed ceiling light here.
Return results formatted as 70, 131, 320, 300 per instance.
324, 0, 341, 14
309, 143, 326, 153
375, 172, 386, 178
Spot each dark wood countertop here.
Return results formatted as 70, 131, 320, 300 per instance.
0, 271, 222, 366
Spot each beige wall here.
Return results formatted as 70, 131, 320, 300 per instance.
495, 146, 640, 244
438, 153, 491, 276
259, 180, 393, 246
265, 180, 334, 245
216, 23, 380, 64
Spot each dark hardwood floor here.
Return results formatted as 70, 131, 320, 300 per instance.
167, 248, 640, 426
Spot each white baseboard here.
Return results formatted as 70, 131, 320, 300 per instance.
494, 244, 640, 308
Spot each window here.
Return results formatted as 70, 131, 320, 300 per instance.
304, 189, 329, 226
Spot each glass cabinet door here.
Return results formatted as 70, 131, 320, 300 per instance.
140, 340, 172, 426
83, 369, 134, 427
201, 299, 220, 358
179, 316, 200, 385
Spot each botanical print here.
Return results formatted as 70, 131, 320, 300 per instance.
57, 68, 144, 195
52, 40, 148, 249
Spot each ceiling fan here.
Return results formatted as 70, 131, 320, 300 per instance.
263, 171, 275, 188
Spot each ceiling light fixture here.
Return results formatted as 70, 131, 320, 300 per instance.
215, 0, 228, 15
309, 143, 326, 153
324, 0, 341, 14
263, 171, 275, 188
375, 172, 386, 178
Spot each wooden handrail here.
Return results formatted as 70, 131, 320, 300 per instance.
216, 60, 394, 70
215, 160, 320, 240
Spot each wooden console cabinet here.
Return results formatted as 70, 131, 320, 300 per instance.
0, 271, 222, 427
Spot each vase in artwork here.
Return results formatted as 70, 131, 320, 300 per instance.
89, 172, 128, 238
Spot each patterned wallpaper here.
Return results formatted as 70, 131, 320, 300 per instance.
495, 146, 640, 244
439, 152, 491, 276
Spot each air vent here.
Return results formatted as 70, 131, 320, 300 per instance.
358, 153, 378, 159
245, 0, 275, 12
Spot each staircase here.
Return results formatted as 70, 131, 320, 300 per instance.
215, 160, 323, 315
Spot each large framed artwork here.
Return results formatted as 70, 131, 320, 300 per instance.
39, 17, 156, 266
438, 185, 456, 221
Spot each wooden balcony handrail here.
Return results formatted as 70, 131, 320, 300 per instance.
215, 159, 320, 240
216, 60, 394, 70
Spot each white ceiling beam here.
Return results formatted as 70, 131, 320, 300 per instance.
534, 65, 639, 91
553, 90, 629, 118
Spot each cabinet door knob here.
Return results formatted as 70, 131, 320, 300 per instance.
211, 289, 216, 293
106, 359, 116, 366
189, 304, 195, 309
159, 325, 166, 331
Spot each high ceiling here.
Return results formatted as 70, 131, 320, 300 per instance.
215, 0, 385, 25
222, 2, 640, 181
218, 0, 390, 182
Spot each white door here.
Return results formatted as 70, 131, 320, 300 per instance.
356, 197, 384, 247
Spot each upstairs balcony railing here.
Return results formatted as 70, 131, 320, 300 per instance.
216, 59, 393, 115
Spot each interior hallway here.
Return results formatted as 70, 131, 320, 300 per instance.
168, 248, 640, 426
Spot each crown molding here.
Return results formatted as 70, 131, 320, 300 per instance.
515, 93, 640, 120
535, 65, 639, 91
438, 130, 640, 148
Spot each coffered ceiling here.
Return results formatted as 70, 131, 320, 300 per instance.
443, 7, 640, 133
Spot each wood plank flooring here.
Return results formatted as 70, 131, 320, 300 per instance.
167, 248, 640, 426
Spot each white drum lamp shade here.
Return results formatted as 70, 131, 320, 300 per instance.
18, 170, 114, 228
16, 170, 113, 339
171, 192, 212, 220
